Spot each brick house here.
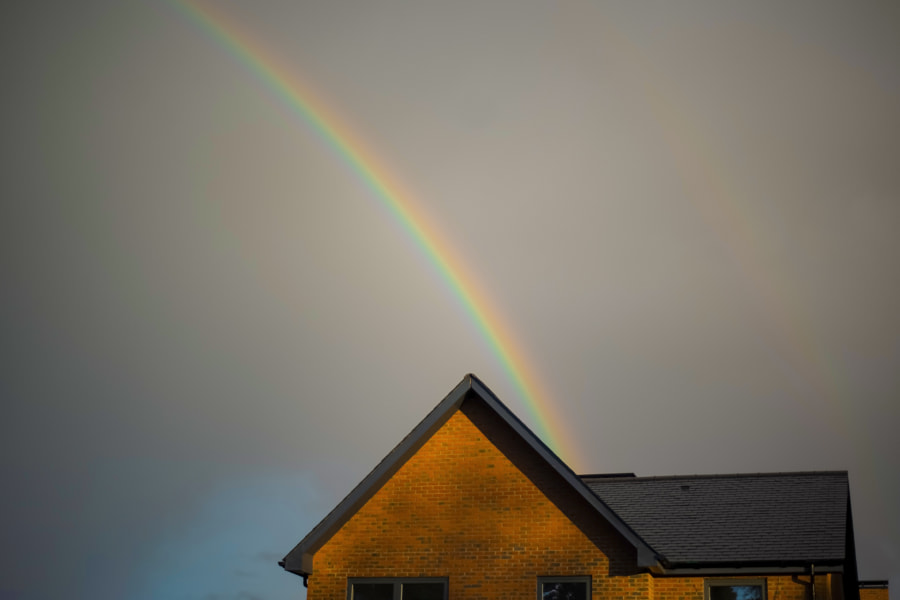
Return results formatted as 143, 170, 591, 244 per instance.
281, 374, 863, 600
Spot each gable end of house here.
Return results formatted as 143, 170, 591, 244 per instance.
280, 374, 660, 579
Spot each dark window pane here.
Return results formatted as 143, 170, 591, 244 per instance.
402, 583, 445, 600
353, 583, 394, 600
542, 582, 588, 600
710, 586, 762, 600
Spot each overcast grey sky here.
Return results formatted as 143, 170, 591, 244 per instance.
2, 2, 898, 599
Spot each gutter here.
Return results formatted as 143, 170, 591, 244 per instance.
650, 560, 844, 576
278, 560, 309, 588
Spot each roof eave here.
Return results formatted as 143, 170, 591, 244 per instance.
466, 376, 661, 568
654, 558, 846, 576
281, 376, 472, 575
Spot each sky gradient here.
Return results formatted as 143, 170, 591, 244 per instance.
2, 2, 898, 599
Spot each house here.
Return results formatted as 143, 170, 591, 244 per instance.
281, 374, 864, 600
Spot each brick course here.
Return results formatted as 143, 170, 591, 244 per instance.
652, 574, 836, 600
860, 588, 889, 600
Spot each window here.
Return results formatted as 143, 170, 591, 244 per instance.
538, 576, 591, 600
349, 578, 447, 600
705, 579, 766, 600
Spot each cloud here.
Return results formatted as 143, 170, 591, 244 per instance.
255, 551, 284, 564
203, 592, 265, 600
233, 569, 259, 579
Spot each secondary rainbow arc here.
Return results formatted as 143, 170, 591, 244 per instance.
170, 0, 582, 469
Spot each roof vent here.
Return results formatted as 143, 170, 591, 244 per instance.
681, 484, 691, 491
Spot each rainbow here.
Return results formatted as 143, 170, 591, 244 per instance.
168, 1, 583, 469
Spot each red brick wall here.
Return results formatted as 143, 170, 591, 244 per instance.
308, 410, 649, 600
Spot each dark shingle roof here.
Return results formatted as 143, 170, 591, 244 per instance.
582, 471, 849, 567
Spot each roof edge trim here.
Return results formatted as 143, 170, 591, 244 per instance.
281, 376, 471, 574
466, 376, 659, 566
282, 374, 661, 576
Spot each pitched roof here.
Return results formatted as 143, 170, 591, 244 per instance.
582, 471, 850, 568
281, 374, 658, 576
